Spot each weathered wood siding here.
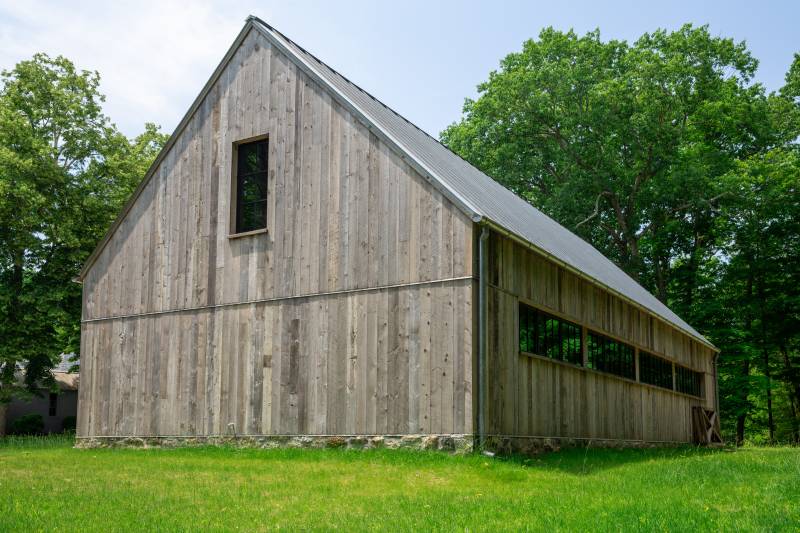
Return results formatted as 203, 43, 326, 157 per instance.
78, 29, 474, 438
78, 282, 473, 437
82, 30, 472, 321
486, 231, 716, 442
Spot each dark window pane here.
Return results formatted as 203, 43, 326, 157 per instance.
238, 200, 267, 234
587, 331, 635, 380
518, 303, 582, 366
49, 393, 58, 416
240, 173, 267, 203
675, 365, 703, 397
238, 140, 268, 175
639, 351, 673, 390
235, 139, 268, 233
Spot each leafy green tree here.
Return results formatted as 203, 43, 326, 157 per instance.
0, 54, 167, 411
442, 25, 776, 301
715, 148, 800, 443
443, 24, 800, 443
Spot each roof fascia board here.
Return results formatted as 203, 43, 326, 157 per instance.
248, 17, 483, 223
482, 219, 718, 351
77, 22, 258, 282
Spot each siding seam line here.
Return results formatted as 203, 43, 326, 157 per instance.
82, 275, 475, 323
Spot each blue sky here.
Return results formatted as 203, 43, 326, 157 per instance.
1, 0, 797, 139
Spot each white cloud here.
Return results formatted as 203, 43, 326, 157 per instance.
0, 0, 261, 137
0, 0, 469, 140
5, 0, 790, 144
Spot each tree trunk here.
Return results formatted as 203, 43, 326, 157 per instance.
758, 280, 775, 444
780, 344, 800, 443
765, 349, 775, 444
683, 231, 701, 311
788, 394, 800, 445
0, 403, 6, 437
736, 271, 755, 447
653, 253, 669, 303
795, 383, 800, 444
735, 414, 746, 447
735, 359, 751, 447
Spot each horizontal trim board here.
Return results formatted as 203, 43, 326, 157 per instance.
485, 434, 694, 445
76, 433, 470, 439
501, 283, 708, 373
519, 351, 704, 400
228, 228, 268, 239
81, 275, 474, 323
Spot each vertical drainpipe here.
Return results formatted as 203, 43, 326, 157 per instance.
477, 225, 489, 450
713, 352, 720, 415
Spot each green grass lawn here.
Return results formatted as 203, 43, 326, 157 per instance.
0, 436, 798, 532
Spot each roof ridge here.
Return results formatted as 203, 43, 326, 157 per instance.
249, 16, 713, 349
78, 16, 712, 350
248, 16, 481, 172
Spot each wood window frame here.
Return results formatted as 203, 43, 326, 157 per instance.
229, 133, 269, 238
586, 329, 636, 381
518, 301, 583, 366
675, 363, 705, 398
639, 349, 675, 391
516, 296, 706, 399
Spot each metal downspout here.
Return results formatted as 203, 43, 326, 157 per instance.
478, 226, 489, 450
714, 352, 720, 415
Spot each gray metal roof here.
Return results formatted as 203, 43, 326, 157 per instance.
251, 17, 713, 348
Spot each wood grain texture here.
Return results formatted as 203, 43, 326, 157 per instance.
79, 28, 713, 445
81, 30, 472, 323
486, 231, 716, 443
78, 30, 474, 438
487, 231, 715, 372
78, 282, 473, 437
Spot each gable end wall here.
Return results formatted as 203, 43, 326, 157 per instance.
78, 30, 474, 439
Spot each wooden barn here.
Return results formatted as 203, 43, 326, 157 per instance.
75, 17, 720, 450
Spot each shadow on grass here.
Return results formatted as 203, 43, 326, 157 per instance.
490, 444, 733, 475
185, 442, 735, 477
0, 433, 743, 478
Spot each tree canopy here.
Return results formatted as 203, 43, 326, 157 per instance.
443, 24, 800, 443
0, 53, 167, 402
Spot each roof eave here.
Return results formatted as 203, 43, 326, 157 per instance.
480, 218, 718, 351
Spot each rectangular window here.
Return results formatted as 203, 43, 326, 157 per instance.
675, 365, 703, 397
587, 331, 635, 380
48, 393, 58, 416
233, 137, 268, 234
639, 351, 674, 390
519, 303, 582, 365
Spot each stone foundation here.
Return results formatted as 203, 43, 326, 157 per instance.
75, 433, 687, 454
75, 434, 475, 453
481, 435, 686, 455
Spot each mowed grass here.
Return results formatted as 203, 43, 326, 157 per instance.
1, 437, 798, 532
